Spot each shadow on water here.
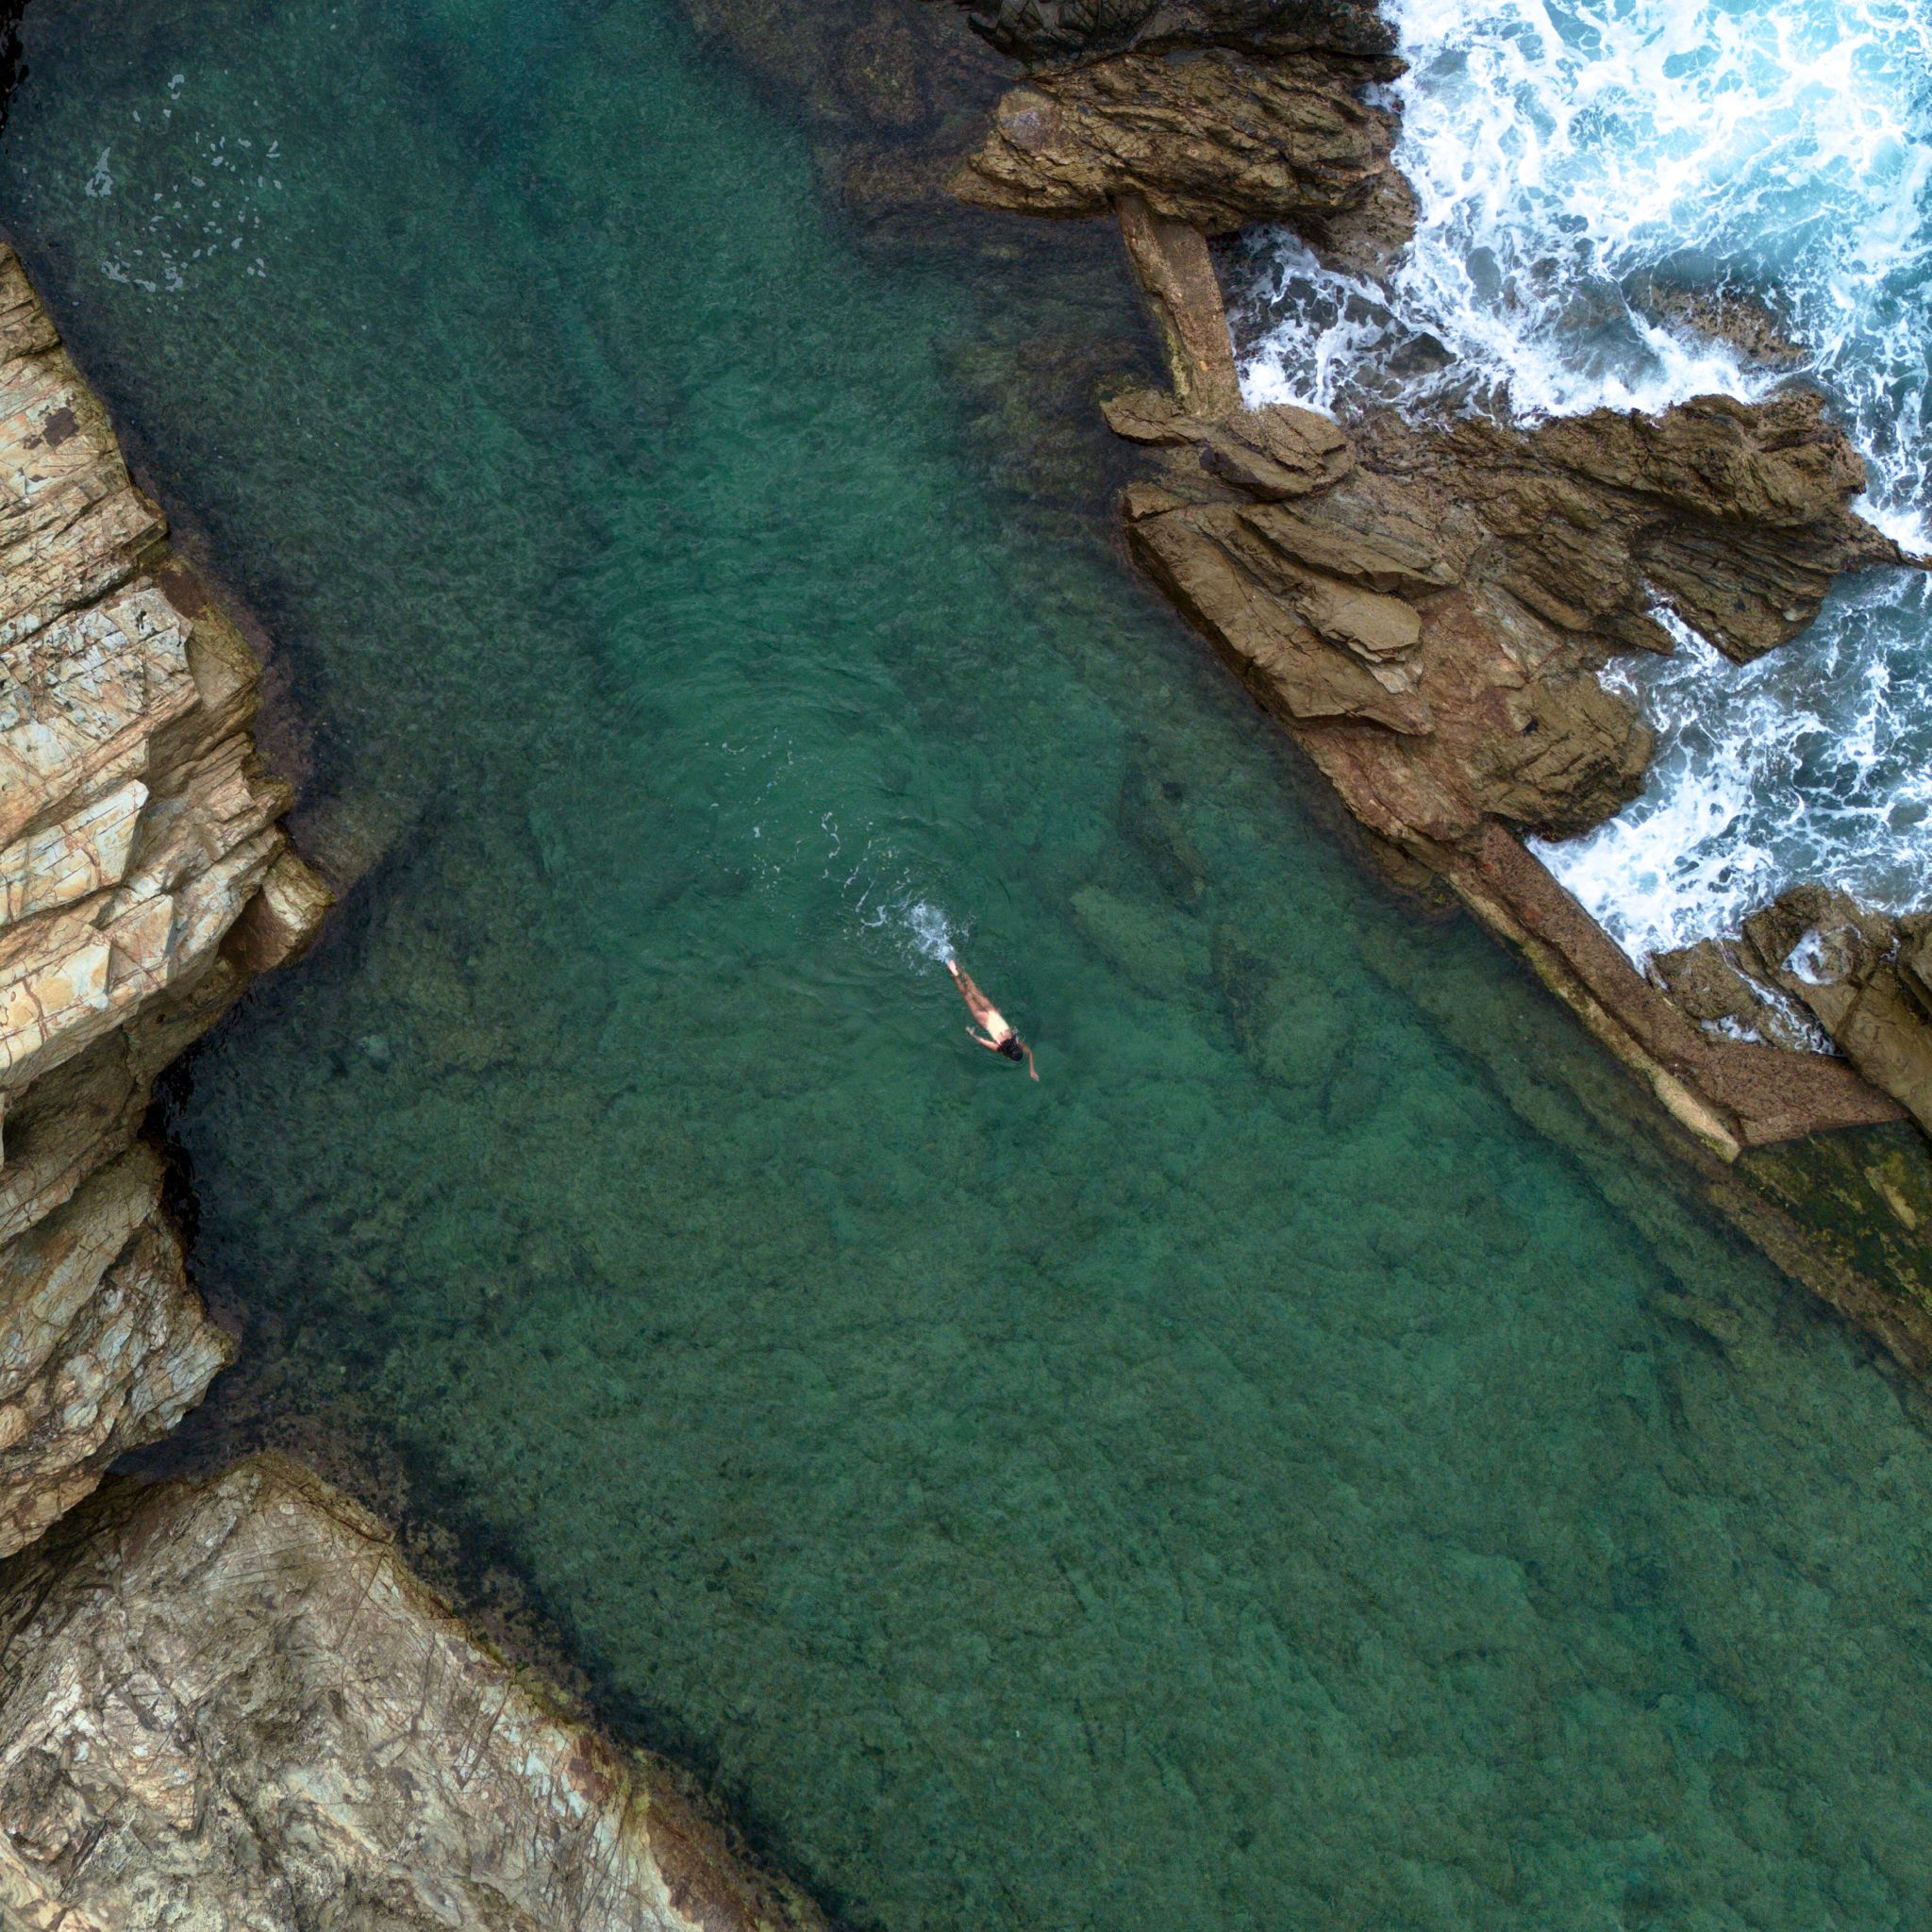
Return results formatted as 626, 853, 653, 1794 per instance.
7, 2, 1932, 1927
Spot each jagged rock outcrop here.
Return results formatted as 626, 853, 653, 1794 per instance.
949, 44, 1412, 268
0, 243, 327, 1555
1115, 383, 1893, 841
0, 1148, 227, 1557
936, 0, 1932, 1359
0, 1453, 828, 1932
1647, 936, 1824, 1054
1100, 377, 1907, 1154
1724, 888, 1932, 1134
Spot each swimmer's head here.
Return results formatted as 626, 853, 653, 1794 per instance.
998, 1036, 1026, 1063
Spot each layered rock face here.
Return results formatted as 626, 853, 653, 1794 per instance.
1690, 890, 1932, 1135
949, 45, 1411, 268
1116, 386, 1893, 839
1102, 376, 1905, 1153
951, 0, 1410, 272
0, 242, 330, 1558
0, 1453, 826, 1932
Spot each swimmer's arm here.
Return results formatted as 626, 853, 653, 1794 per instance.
968, 1028, 1000, 1051
1023, 1042, 1039, 1081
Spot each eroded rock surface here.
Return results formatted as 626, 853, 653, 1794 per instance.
0, 1148, 227, 1557
1731, 888, 1932, 1135
0, 1453, 827, 1932
1116, 383, 1891, 841
0, 243, 325, 1554
1099, 376, 1907, 1153
950, 44, 1412, 267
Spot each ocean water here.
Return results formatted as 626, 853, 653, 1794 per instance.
7, 4, 1932, 1929
1233, 0, 1932, 967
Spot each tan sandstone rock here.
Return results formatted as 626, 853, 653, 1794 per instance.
0, 242, 321, 1555
0, 1147, 227, 1557
0, 1454, 827, 1932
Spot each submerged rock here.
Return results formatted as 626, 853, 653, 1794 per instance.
0, 1453, 826, 1932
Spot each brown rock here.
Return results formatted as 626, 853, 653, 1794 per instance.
950, 46, 1412, 268
1125, 487, 1430, 730
1101, 384, 1354, 494
1113, 192, 1242, 415
1649, 936, 1822, 1053
223, 846, 334, 976
1741, 887, 1932, 1133
0, 1454, 827, 1932
1898, 916, 1932, 1017
950, 0, 1401, 68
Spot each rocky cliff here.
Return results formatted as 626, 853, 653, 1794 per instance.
0, 242, 330, 1557
0, 238, 827, 1927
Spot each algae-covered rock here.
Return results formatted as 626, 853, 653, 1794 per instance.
1073, 882, 1199, 991
0, 1454, 828, 1932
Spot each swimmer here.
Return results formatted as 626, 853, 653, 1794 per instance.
945, 957, 1039, 1080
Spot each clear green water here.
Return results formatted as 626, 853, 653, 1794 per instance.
8, 4, 1932, 1927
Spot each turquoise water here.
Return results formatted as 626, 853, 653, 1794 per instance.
8, 3, 1932, 1927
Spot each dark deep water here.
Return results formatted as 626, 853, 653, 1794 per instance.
6, 2, 1932, 1927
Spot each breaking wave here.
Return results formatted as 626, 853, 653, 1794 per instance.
1230, 0, 1932, 963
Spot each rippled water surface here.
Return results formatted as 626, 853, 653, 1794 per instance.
8, 3, 1932, 1927
1234, 0, 1932, 964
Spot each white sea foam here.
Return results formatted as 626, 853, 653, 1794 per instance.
1232, 0, 1932, 968
901, 899, 957, 963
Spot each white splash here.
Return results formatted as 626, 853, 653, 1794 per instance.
1232, 0, 1932, 964
900, 898, 957, 964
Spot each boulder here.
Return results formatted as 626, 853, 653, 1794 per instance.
1648, 936, 1823, 1053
